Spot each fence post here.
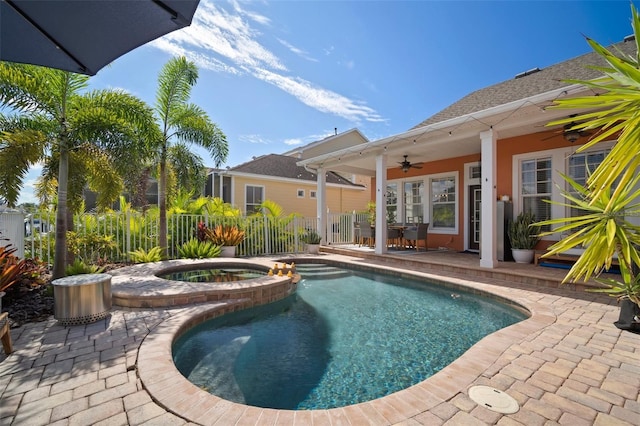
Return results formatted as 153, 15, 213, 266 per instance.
263, 215, 270, 255
125, 211, 131, 261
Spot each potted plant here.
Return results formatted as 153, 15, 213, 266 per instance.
208, 224, 245, 257
508, 212, 541, 263
302, 229, 322, 254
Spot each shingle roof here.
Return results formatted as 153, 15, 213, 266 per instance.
412, 39, 637, 129
229, 154, 363, 187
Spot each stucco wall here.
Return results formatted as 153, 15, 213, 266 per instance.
231, 176, 370, 216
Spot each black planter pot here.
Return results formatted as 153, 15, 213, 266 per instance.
614, 299, 640, 331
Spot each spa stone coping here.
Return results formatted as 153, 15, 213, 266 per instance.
109, 258, 298, 308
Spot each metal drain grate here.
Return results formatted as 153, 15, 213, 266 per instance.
468, 385, 519, 414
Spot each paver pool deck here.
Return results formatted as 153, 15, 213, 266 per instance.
1, 252, 639, 425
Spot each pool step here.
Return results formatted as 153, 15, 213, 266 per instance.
296, 264, 352, 280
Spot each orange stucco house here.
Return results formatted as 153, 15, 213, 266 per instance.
298, 36, 635, 268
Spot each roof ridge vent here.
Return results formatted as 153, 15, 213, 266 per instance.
624, 34, 635, 42
515, 67, 541, 79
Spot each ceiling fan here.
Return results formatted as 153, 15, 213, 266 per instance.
542, 116, 591, 143
399, 155, 422, 173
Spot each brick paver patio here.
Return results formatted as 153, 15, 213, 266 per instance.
1, 252, 639, 425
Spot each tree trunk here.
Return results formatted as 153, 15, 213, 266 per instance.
158, 148, 168, 258
52, 145, 69, 279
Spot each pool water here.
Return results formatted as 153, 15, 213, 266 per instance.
158, 268, 265, 283
172, 264, 527, 410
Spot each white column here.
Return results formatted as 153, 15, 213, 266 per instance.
316, 167, 327, 244
375, 153, 387, 254
480, 129, 498, 268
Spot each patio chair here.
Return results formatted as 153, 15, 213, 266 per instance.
357, 222, 375, 247
403, 223, 429, 251
387, 227, 402, 249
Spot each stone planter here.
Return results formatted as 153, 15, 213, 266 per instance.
220, 246, 237, 257
307, 244, 320, 255
511, 249, 534, 264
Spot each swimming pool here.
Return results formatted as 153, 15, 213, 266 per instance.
172, 263, 527, 410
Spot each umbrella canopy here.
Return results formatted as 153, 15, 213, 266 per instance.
0, 0, 200, 76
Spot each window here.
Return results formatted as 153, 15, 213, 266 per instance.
310, 190, 317, 199
245, 185, 264, 214
567, 148, 611, 219
470, 165, 481, 179
520, 157, 551, 227
386, 183, 398, 223
297, 189, 305, 198
404, 181, 424, 224
431, 176, 456, 229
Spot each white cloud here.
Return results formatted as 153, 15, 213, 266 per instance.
252, 67, 385, 123
239, 134, 270, 144
284, 138, 303, 146
151, 0, 383, 124
277, 38, 318, 62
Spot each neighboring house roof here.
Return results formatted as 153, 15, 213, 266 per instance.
412, 38, 637, 129
283, 128, 369, 160
228, 154, 364, 187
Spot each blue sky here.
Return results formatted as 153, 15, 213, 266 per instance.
17, 0, 634, 204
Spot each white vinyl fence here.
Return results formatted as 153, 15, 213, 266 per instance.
20, 211, 369, 264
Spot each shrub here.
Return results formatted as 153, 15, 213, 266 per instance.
178, 239, 221, 259
65, 259, 105, 276
508, 212, 541, 250
67, 231, 117, 264
0, 245, 24, 292
301, 229, 322, 244
129, 246, 164, 263
204, 225, 245, 246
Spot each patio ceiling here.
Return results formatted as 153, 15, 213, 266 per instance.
298, 86, 596, 177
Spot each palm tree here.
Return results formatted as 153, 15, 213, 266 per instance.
0, 64, 158, 278
540, 3, 640, 309
152, 57, 228, 256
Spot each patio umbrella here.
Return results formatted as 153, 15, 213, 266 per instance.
0, 0, 200, 76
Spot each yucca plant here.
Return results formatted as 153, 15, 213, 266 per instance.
129, 246, 164, 263
537, 172, 640, 287
178, 238, 221, 259
537, 3, 640, 330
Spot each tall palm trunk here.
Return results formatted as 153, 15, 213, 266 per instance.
158, 146, 168, 257
52, 143, 69, 279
